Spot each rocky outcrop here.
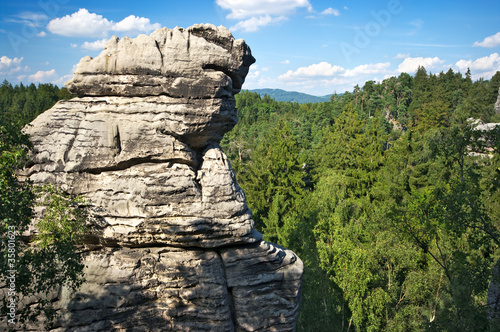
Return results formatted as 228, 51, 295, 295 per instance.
495, 87, 500, 114
488, 258, 500, 325
22, 24, 303, 331
66, 25, 253, 99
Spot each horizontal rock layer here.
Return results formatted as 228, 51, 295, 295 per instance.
496, 87, 500, 114
23, 94, 260, 247
66, 24, 255, 98
20, 242, 301, 332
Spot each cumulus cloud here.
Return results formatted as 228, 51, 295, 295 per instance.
27, 69, 58, 83
456, 53, 500, 71
321, 8, 340, 16
47, 8, 160, 38
47, 9, 112, 37
217, 0, 312, 31
246, 65, 261, 80
455, 53, 500, 79
273, 60, 398, 95
110, 15, 161, 35
344, 62, 391, 77
279, 62, 345, 80
0, 56, 23, 70
397, 56, 445, 73
230, 15, 287, 32
216, 0, 312, 19
81, 39, 108, 51
0, 56, 29, 78
36, 31, 47, 37
473, 32, 500, 48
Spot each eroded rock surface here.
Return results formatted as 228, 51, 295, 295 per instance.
22, 24, 303, 331
496, 87, 500, 114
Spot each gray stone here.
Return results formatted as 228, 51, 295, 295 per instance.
65, 24, 255, 98
495, 87, 500, 114
488, 258, 500, 324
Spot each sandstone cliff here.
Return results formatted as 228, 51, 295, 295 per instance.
23, 24, 303, 331
496, 87, 500, 114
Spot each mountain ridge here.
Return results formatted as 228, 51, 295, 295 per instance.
249, 88, 334, 103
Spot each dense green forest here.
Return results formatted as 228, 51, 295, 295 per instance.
1, 66, 500, 330
221, 67, 500, 331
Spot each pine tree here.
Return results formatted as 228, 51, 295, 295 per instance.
242, 120, 305, 243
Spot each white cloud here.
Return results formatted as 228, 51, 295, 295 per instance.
397, 56, 445, 73
27, 69, 58, 83
7, 12, 48, 27
394, 53, 409, 59
109, 15, 161, 35
281, 59, 290, 64
0, 56, 29, 78
52, 73, 74, 86
70, 43, 78, 48
216, 0, 312, 19
0, 56, 23, 70
47, 9, 113, 37
36, 31, 47, 37
47, 8, 160, 38
217, 0, 312, 32
344, 62, 391, 77
246, 65, 261, 80
279, 62, 345, 80
81, 39, 108, 51
321, 8, 340, 16
455, 53, 500, 79
275, 60, 398, 95
456, 53, 500, 71
473, 32, 500, 48
230, 15, 287, 32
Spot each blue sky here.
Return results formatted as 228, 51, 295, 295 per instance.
1, 0, 499, 96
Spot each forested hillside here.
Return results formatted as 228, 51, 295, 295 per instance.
1, 66, 500, 330
221, 67, 500, 331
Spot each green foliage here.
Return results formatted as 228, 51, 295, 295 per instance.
225, 69, 500, 331
0, 82, 85, 329
240, 120, 305, 242
35, 185, 88, 248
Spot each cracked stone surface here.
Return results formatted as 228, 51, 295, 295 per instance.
20, 24, 303, 331
496, 87, 500, 114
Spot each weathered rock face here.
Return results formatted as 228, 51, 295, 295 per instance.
495, 87, 500, 114
488, 258, 500, 324
23, 24, 303, 331
66, 24, 254, 99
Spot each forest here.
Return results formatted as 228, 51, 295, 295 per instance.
1, 66, 500, 331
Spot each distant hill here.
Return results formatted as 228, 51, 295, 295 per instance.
249, 88, 333, 104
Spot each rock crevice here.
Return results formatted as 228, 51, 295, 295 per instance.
23, 24, 303, 331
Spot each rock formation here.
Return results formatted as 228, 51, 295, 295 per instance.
23, 24, 303, 331
488, 258, 500, 325
496, 87, 500, 114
